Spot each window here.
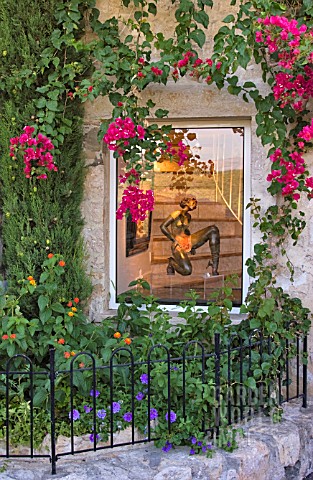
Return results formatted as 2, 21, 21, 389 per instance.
110, 119, 251, 311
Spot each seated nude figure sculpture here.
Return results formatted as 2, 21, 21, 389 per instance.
160, 197, 220, 276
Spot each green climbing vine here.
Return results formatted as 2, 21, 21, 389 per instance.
1, 0, 312, 322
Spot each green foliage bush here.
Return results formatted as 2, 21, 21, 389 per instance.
0, 0, 92, 306
0, 258, 310, 452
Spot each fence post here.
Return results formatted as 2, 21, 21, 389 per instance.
302, 335, 308, 408
49, 348, 57, 475
214, 333, 221, 437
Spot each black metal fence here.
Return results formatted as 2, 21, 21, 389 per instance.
0, 330, 308, 475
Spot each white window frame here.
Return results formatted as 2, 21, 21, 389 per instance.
109, 118, 251, 314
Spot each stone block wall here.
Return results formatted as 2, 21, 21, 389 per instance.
81, 0, 313, 395
0, 400, 312, 479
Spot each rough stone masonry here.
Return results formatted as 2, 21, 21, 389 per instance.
0, 400, 312, 479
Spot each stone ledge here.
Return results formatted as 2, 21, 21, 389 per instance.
0, 400, 312, 479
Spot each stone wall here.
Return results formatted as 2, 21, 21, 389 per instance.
81, 0, 313, 395
0, 400, 312, 479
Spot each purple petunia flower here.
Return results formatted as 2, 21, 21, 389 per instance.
97, 409, 106, 419
162, 441, 172, 452
165, 410, 176, 423
123, 412, 132, 422
140, 373, 148, 384
197, 441, 202, 447
227, 441, 231, 448
136, 391, 144, 401
191, 436, 197, 445
111, 402, 121, 413
89, 433, 100, 443
190, 448, 195, 455
69, 409, 80, 421
84, 405, 93, 413
207, 443, 212, 450
90, 389, 100, 398
202, 445, 207, 453
150, 408, 158, 420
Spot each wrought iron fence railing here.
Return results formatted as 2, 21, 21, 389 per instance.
0, 331, 308, 475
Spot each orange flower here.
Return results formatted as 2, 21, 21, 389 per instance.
71, 351, 75, 356
74, 297, 80, 304
58, 338, 65, 344
2, 334, 9, 340
59, 260, 65, 267
64, 352, 71, 359
27, 275, 33, 281
29, 279, 36, 286
71, 307, 77, 312
10, 334, 16, 339
68, 311, 74, 317
67, 301, 73, 307
113, 332, 121, 339
47, 253, 54, 258
124, 338, 132, 345
79, 362, 85, 368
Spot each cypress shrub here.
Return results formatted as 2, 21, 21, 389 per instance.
0, 0, 92, 314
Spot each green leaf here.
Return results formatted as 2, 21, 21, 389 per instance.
141, 280, 150, 290
208, 305, 220, 316
38, 295, 49, 312
39, 271, 50, 283
109, 92, 123, 106
240, 304, 248, 314
190, 29, 206, 48
7, 343, 15, 357
33, 389, 48, 407
134, 10, 142, 22
268, 322, 277, 333
40, 308, 53, 324
243, 81, 256, 88
261, 362, 270, 373
253, 368, 262, 378
262, 298, 275, 316
227, 76, 238, 86
101, 347, 113, 362
193, 10, 209, 28
51, 303, 65, 314
155, 108, 169, 118
227, 85, 242, 95
223, 14, 235, 23
274, 310, 282, 322
46, 100, 59, 112
67, 322, 73, 334
249, 318, 260, 329
36, 97, 46, 108
245, 377, 256, 389
223, 298, 233, 310
148, 2, 157, 14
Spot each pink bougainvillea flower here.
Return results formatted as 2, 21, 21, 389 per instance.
10, 127, 56, 180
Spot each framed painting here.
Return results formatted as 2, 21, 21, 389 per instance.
126, 212, 152, 257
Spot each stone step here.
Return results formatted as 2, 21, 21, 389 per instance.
151, 254, 242, 277
152, 219, 242, 237
152, 201, 233, 220
152, 251, 242, 264
150, 270, 242, 290
151, 234, 242, 257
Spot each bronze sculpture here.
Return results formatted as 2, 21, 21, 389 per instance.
160, 197, 220, 276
